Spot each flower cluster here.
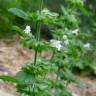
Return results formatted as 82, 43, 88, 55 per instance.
50, 39, 62, 51
72, 29, 79, 35
84, 43, 91, 48
24, 25, 31, 34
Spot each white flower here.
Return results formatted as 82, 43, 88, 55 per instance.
84, 43, 91, 48
63, 35, 68, 40
64, 39, 69, 45
50, 39, 62, 51
72, 28, 79, 35
24, 25, 31, 34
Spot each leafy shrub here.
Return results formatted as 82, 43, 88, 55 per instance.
0, 0, 78, 96
0, 0, 96, 96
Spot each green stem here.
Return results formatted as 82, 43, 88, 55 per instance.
65, 81, 69, 88
34, 0, 43, 65
56, 52, 62, 80
34, 48, 38, 65
39, 0, 44, 12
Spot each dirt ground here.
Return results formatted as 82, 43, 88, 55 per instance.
0, 38, 96, 96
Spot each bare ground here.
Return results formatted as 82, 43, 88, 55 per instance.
0, 38, 96, 96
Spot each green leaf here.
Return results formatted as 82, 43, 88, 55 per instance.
16, 71, 28, 83
0, 75, 16, 83
11, 25, 24, 36
8, 8, 28, 20
11, 25, 22, 32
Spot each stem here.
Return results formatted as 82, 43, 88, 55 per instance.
56, 68, 59, 80
34, 0, 44, 65
65, 81, 69, 88
36, 0, 43, 41
39, 0, 44, 12
56, 52, 62, 80
34, 49, 38, 65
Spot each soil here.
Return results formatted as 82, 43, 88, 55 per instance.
0, 38, 96, 96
